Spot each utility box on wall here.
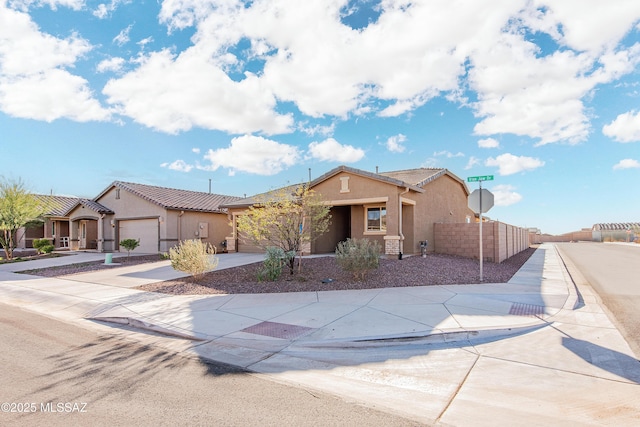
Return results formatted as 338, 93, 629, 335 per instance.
198, 222, 209, 238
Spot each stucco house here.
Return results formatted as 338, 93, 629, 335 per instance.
223, 165, 474, 256
64, 181, 240, 253
15, 195, 79, 250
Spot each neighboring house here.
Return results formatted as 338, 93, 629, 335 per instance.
223, 165, 474, 256
15, 195, 79, 250
64, 181, 240, 253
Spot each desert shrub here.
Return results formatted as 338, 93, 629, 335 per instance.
119, 238, 140, 259
257, 247, 291, 281
33, 238, 54, 254
169, 239, 218, 282
40, 244, 54, 254
335, 238, 381, 281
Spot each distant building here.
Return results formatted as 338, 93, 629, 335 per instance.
592, 223, 640, 242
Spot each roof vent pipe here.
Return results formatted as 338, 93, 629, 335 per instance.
376, 166, 379, 173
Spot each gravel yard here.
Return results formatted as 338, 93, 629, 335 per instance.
20, 248, 536, 295
136, 248, 536, 295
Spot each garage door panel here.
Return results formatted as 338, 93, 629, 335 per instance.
119, 219, 158, 253
236, 230, 265, 253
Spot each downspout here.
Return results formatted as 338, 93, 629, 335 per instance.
99, 214, 105, 252
399, 186, 410, 258
178, 211, 184, 242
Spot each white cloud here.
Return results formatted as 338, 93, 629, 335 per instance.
308, 138, 365, 163
192, 147, 200, 154
603, 111, 640, 142
491, 184, 523, 206
485, 153, 545, 176
103, 49, 294, 135
94, 1, 129, 19
9, 1, 83, 11
524, 0, 640, 53
161, 160, 193, 172
434, 150, 464, 158
385, 134, 406, 153
5, 0, 640, 144
478, 138, 500, 149
298, 122, 336, 137
0, 3, 110, 122
137, 36, 154, 48
465, 156, 481, 170
613, 158, 640, 170
113, 25, 132, 46
0, 69, 109, 122
202, 135, 300, 176
96, 57, 125, 73
469, 4, 640, 145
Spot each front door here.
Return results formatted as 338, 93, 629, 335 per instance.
79, 221, 87, 249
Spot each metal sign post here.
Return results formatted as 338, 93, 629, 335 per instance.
467, 175, 494, 282
479, 180, 483, 281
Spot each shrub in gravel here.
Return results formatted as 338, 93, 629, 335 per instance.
335, 238, 381, 281
119, 238, 140, 259
169, 239, 218, 282
258, 246, 291, 282
33, 238, 54, 254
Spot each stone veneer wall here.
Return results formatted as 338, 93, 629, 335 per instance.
434, 221, 530, 263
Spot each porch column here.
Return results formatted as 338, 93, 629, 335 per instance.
383, 235, 401, 255
69, 220, 79, 251
97, 216, 105, 252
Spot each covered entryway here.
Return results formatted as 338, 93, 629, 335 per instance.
77, 219, 98, 249
313, 205, 351, 253
119, 219, 159, 253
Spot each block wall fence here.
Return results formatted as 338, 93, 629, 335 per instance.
529, 231, 592, 243
434, 221, 530, 263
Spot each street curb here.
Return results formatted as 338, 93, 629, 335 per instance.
292, 322, 551, 349
90, 316, 205, 341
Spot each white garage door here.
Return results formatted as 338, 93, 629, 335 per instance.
119, 219, 158, 253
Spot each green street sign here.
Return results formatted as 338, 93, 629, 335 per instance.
467, 175, 494, 182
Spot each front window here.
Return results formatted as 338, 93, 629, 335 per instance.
366, 206, 386, 232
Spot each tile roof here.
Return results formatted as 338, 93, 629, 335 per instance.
112, 181, 241, 213
222, 166, 467, 208
309, 165, 426, 193
378, 168, 447, 187
76, 199, 115, 214
220, 184, 301, 208
34, 195, 80, 217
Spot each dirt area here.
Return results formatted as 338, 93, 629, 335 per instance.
17, 254, 166, 275
21, 248, 536, 295
136, 248, 536, 295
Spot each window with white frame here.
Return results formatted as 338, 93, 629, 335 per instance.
366, 206, 386, 232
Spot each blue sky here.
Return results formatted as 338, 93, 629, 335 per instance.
1, 0, 640, 235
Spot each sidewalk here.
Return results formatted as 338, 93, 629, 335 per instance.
0, 245, 573, 353
2, 244, 639, 425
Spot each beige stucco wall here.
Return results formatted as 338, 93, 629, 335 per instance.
62, 187, 233, 253
312, 172, 405, 254
313, 171, 472, 255
162, 209, 231, 253
227, 170, 473, 256
409, 174, 474, 254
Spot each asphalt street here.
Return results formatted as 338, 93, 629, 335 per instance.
0, 303, 416, 427
556, 242, 640, 357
